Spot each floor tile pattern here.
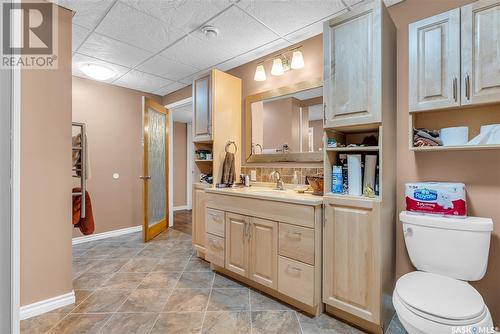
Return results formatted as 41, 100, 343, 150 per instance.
21, 228, 406, 333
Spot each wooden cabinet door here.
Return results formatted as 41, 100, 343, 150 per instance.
461, 0, 500, 106
323, 202, 379, 324
409, 9, 461, 111
324, 2, 381, 128
225, 213, 249, 277
193, 74, 212, 142
192, 188, 206, 252
249, 218, 277, 289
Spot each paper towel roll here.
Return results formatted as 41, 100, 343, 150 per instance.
363, 155, 377, 190
348, 155, 362, 196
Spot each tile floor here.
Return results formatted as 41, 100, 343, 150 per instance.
21, 228, 407, 334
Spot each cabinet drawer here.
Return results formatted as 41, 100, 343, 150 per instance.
278, 256, 314, 306
205, 233, 224, 267
206, 208, 225, 237
279, 223, 314, 265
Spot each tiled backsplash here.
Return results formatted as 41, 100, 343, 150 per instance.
241, 167, 323, 184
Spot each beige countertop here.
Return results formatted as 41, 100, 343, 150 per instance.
204, 186, 323, 206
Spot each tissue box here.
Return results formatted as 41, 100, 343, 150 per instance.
405, 182, 466, 217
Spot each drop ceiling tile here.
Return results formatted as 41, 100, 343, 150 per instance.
57, 0, 114, 29
78, 33, 152, 68
113, 70, 173, 93
237, 0, 346, 36
72, 24, 90, 51
191, 5, 279, 57
96, 1, 184, 53
154, 82, 187, 96
137, 55, 199, 81
160, 35, 232, 70
217, 38, 290, 71
178, 70, 206, 85
121, 0, 232, 34
284, 9, 348, 44
72, 53, 129, 83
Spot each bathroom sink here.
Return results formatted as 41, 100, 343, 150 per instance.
205, 186, 322, 205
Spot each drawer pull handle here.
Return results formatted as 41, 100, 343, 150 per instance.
286, 231, 302, 240
208, 213, 222, 222
286, 265, 302, 277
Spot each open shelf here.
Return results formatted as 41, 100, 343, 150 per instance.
411, 144, 500, 152
326, 146, 380, 152
195, 159, 213, 162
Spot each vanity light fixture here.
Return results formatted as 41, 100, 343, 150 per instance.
254, 64, 267, 81
254, 46, 305, 81
271, 58, 284, 76
80, 63, 115, 81
291, 50, 305, 69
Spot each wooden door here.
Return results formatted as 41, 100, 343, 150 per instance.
225, 213, 249, 277
192, 187, 206, 252
461, 0, 500, 106
142, 97, 169, 242
249, 218, 277, 289
323, 201, 379, 324
324, 2, 381, 128
193, 73, 212, 142
409, 9, 461, 111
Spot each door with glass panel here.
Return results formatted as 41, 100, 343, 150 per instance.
142, 97, 169, 242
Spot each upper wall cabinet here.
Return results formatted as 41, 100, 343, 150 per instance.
461, 0, 500, 106
324, 1, 389, 128
409, 0, 500, 112
193, 73, 212, 142
409, 9, 461, 111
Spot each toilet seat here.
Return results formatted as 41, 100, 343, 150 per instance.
395, 271, 487, 326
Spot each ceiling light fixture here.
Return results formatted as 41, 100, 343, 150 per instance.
200, 25, 219, 38
291, 50, 305, 69
80, 63, 115, 81
254, 46, 305, 81
254, 64, 267, 81
271, 58, 284, 76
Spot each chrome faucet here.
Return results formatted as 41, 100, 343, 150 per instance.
270, 171, 285, 190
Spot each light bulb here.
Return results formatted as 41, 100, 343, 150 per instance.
254, 64, 267, 81
291, 50, 304, 69
271, 58, 284, 76
80, 64, 115, 81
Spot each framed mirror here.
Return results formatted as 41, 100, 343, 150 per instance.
245, 79, 324, 163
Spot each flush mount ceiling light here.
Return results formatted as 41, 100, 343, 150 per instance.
254, 64, 267, 81
254, 46, 305, 81
291, 50, 305, 69
271, 58, 284, 76
200, 25, 219, 38
80, 63, 115, 81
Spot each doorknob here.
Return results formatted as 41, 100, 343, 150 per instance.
139, 176, 151, 180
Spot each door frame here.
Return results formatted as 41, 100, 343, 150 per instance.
142, 97, 169, 241
166, 97, 193, 223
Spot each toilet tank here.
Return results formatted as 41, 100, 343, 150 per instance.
400, 211, 493, 281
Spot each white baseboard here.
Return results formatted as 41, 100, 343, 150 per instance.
72, 225, 142, 245
20, 291, 75, 320
173, 205, 189, 211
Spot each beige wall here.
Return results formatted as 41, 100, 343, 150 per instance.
388, 0, 500, 324
173, 122, 187, 207
21, 6, 73, 306
309, 120, 323, 152
72, 76, 161, 236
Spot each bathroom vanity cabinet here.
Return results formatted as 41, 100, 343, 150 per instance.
409, 0, 500, 112
202, 188, 323, 315
323, 0, 394, 129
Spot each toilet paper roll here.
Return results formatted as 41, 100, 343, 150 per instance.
363, 155, 377, 190
440, 127, 469, 146
348, 155, 362, 196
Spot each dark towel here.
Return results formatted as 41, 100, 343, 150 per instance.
221, 152, 236, 185
72, 188, 95, 235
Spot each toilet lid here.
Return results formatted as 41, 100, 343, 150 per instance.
396, 272, 485, 321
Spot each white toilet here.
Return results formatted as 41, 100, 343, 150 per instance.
394, 211, 494, 334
